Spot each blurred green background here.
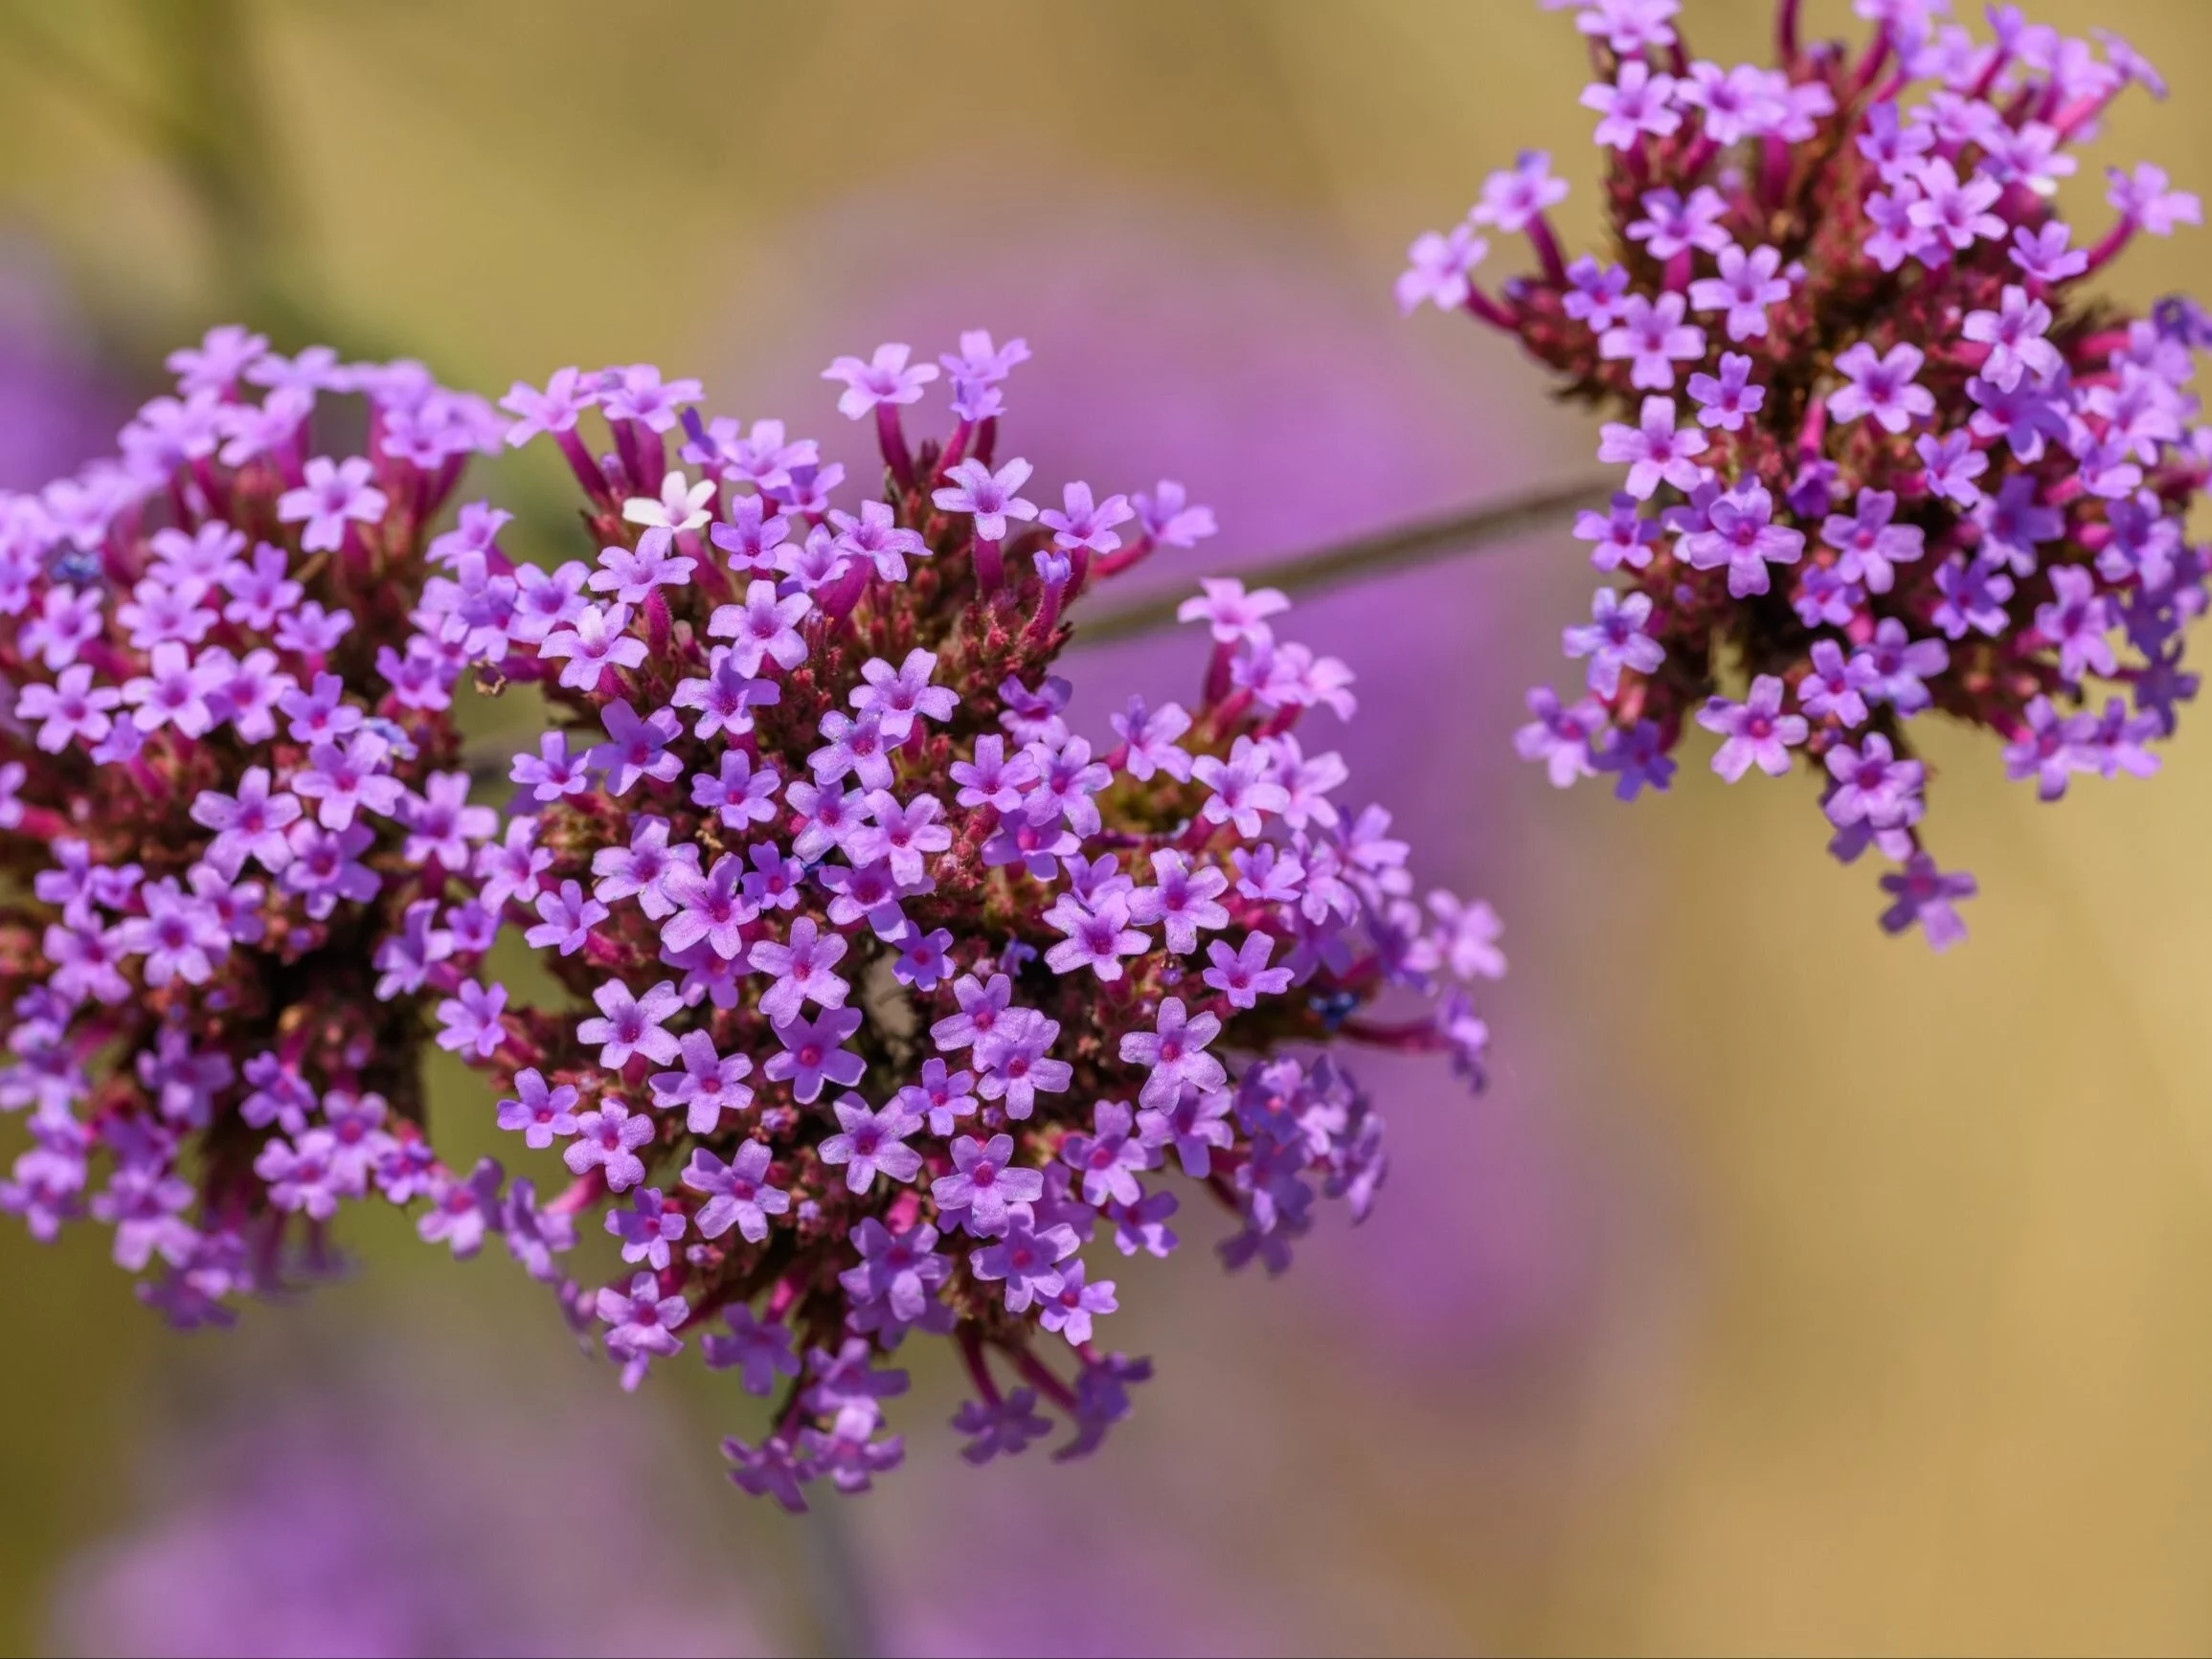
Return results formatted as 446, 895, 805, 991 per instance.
4, 1, 2212, 1653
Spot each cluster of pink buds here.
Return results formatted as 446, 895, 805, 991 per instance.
0, 327, 565, 1322
1405, 0, 2208, 946
423, 339, 1503, 1505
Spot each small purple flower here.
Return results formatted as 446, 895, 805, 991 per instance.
702, 1306, 802, 1396
1680, 482, 1804, 598
1798, 639, 1880, 727
953, 1387, 1053, 1465
822, 342, 939, 417
1906, 158, 2005, 250
1041, 890, 1150, 982
277, 456, 386, 551
1598, 291, 1705, 391
605, 1185, 688, 1270
683, 1141, 789, 1243
763, 1007, 865, 1105
749, 916, 850, 1024
971, 1210, 1078, 1312
819, 1094, 923, 1195
1688, 243, 1792, 341
1470, 148, 1568, 233
2001, 696, 2094, 800
2035, 566, 2117, 684
1930, 554, 2016, 640
1394, 223, 1488, 314
1582, 60, 1682, 150
576, 978, 684, 1069
1915, 430, 1988, 509
1827, 342, 1934, 434
1562, 585, 1664, 696
1822, 733, 1923, 829
931, 458, 1037, 544
1962, 284, 2062, 392
1202, 931, 1294, 1009
930, 1133, 1045, 1238
1131, 480, 1216, 549
525, 879, 610, 956
1037, 1259, 1117, 1346
1060, 1099, 1157, 1209
496, 1068, 580, 1149
648, 1028, 755, 1135
2107, 163, 2201, 236
1597, 394, 1708, 500
189, 767, 301, 877
850, 649, 956, 740
658, 855, 754, 961
590, 526, 696, 603
1685, 352, 1766, 433
598, 1269, 688, 1366
434, 979, 508, 1060
972, 1014, 1072, 1120
1877, 855, 1977, 951
708, 579, 812, 677
1819, 488, 1924, 594
1696, 675, 1808, 781
1626, 185, 1731, 263
1117, 998, 1227, 1111
565, 1099, 655, 1191
589, 699, 684, 796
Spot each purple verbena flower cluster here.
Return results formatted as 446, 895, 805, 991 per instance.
439, 340, 1502, 1505
0, 327, 551, 1320
1405, 0, 2209, 947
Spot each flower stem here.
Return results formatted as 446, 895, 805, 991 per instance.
798, 1497, 881, 1658
1069, 475, 1612, 648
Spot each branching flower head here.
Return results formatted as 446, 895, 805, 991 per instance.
0, 327, 539, 1320
1406, 0, 2207, 947
440, 342, 1503, 1503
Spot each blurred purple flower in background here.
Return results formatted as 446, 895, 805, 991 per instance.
0, 241, 119, 490
46, 1328, 764, 1658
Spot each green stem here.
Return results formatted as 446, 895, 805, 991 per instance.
1070, 475, 1612, 648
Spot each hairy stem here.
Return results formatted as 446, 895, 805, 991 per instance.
1069, 476, 1612, 647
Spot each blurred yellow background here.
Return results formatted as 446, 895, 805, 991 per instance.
3, 1, 2212, 1653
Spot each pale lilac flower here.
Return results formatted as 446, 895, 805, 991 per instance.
525, 880, 609, 956
278, 456, 387, 551
763, 1008, 865, 1105
1470, 149, 1568, 232
496, 1068, 580, 1150
1582, 60, 1682, 149
588, 699, 685, 796
1679, 482, 1804, 598
648, 1029, 755, 1135
1597, 395, 1708, 499
566, 1100, 655, 1191
930, 1133, 1044, 1238
707, 580, 812, 676
576, 978, 685, 1069
1202, 932, 1293, 1009
1394, 223, 1488, 314
1562, 586, 1662, 696
819, 1095, 923, 1195
822, 343, 938, 418
1827, 342, 1934, 433
17, 665, 122, 755
1598, 292, 1705, 391
2108, 163, 2201, 236
1697, 675, 1807, 780
1687, 243, 1792, 341
540, 602, 646, 691
682, 1142, 789, 1244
